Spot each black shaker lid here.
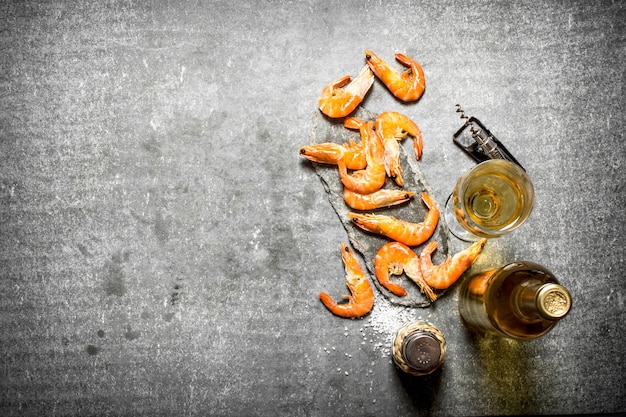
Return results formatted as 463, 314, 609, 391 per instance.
402, 332, 442, 373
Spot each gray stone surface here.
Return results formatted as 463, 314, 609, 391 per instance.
1, 1, 624, 416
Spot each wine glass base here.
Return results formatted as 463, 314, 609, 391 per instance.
443, 194, 485, 242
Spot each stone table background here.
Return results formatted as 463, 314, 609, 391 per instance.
1, 1, 624, 416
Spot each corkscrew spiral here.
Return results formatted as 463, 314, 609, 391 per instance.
455, 104, 481, 137
455, 104, 469, 125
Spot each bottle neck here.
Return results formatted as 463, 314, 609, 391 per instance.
513, 281, 572, 321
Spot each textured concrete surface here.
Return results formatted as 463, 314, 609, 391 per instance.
1, 1, 625, 416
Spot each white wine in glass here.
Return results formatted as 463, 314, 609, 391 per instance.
444, 159, 534, 241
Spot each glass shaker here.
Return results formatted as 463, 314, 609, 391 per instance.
392, 321, 446, 376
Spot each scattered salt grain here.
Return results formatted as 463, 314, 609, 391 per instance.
364, 295, 421, 357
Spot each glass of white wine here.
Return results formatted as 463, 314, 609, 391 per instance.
443, 159, 535, 241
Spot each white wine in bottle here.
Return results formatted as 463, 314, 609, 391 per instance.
458, 261, 572, 340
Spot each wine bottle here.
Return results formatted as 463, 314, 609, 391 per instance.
458, 261, 572, 340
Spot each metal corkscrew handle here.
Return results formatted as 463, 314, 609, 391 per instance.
453, 105, 525, 170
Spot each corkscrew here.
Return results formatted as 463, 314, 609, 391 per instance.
453, 105, 524, 170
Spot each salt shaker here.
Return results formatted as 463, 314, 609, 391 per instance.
392, 321, 446, 376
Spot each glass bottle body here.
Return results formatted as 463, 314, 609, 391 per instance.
458, 261, 572, 340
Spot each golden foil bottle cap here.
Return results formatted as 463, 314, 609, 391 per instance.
537, 283, 572, 319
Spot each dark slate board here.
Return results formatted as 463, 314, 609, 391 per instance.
308, 108, 451, 307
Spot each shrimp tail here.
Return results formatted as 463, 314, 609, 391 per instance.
319, 292, 350, 317
344, 116, 366, 130
410, 274, 437, 302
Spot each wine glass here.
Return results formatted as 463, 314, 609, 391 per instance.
443, 159, 535, 241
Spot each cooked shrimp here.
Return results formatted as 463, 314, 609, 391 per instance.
347, 192, 439, 246
343, 188, 414, 211
299, 138, 367, 170
338, 120, 386, 194
375, 111, 424, 186
319, 243, 375, 319
365, 50, 425, 102
418, 238, 487, 300
373, 242, 411, 297
374, 242, 437, 301
318, 65, 375, 118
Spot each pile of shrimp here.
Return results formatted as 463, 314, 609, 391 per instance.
300, 50, 486, 319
